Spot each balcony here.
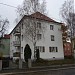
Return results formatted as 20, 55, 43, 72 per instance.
13, 52, 20, 57
14, 30, 21, 36
13, 41, 20, 47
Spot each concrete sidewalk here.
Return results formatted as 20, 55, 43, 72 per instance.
0, 64, 75, 75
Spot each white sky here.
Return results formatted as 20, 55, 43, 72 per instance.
0, 0, 74, 33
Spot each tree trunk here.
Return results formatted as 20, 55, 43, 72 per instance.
34, 42, 36, 60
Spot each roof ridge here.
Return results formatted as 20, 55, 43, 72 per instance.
30, 12, 56, 22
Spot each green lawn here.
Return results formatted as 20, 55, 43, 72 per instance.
32, 58, 75, 67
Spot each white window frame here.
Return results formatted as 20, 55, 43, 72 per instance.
36, 46, 45, 52
49, 47, 58, 52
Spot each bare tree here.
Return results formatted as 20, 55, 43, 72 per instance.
16, 0, 47, 68
23, 17, 46, 58
16, 0, 47, 59
39, 0, 47, 15
0, 17, 9, 37
17, 0, 47, 18
60, 0, 74, 38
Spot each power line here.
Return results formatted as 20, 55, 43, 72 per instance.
0, 3, 17, 8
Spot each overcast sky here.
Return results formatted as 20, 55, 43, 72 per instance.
0, 0, 74, 33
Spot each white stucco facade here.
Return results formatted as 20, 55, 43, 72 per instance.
10, 13, 64, 61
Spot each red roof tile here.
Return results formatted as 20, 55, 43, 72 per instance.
30, 12, 57, 23
4, 34, 10, 39
10, 12, 62, 34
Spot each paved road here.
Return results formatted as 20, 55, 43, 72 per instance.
1, 67, 75, 75
15, 68, 75, 75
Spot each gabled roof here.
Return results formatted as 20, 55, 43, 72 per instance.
30, 12, 56, 22
10, 12, 62, 34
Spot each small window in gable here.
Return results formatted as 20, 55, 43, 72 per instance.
36, 46, 45, 52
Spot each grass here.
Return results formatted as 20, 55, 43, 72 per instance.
32, 58, 75, 67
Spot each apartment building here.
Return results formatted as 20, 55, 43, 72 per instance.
10, 12, 64, 61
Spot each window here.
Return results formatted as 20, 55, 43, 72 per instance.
50, 25, 54, 30
49, 47, 58, 52
22, 35, 23, 41
40, 46, 45, 52
51, 35, 55, 41
37, 34, 42, 40
36, 46, 45, 52
37, 22, 41, 29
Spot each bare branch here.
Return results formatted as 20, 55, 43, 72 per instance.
16, 0, 47, 18
60, 0, 74, 38
16, 0, 47, 58
0, 17, 9, 37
